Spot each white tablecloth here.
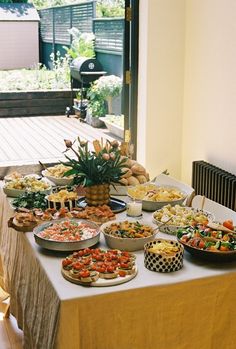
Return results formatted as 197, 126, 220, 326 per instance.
1, 189, 236, 349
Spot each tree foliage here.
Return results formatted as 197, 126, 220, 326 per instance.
29, 0, 84, 10
0, 0, 28, 3
0, 0, 125, 17
96, 0, 125, 17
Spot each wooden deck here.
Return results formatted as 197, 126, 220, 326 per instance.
0, 115, 121, 178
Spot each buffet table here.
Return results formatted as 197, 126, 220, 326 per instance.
1, 188, 236, 349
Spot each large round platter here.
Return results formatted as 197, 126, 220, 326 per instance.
61, 248, 138, 287
34, 219, 100, 251
61, 265, 137, 287
152, 206, 215, 235
100, 219, 157, 251
77, 197, 126, 213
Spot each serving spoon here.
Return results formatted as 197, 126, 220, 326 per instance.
207, 222, 235, 234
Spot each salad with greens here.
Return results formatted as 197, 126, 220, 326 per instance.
12, 192, 47, 210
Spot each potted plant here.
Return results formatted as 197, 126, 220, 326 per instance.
63, 138, 127, 206
94, 75, 122, 114
86, 75, 122, 127
86, 84, 107, 127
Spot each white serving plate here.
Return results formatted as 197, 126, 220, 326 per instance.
42, 170, 74, 186
34, 219, 100, 251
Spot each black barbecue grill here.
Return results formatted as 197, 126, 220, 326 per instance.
66, 57, 106, 118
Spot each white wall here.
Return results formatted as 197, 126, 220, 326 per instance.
0, 22, 39, 69
182, 0, 236, 183
139, 0, 236, 184
138, 0, 185, 180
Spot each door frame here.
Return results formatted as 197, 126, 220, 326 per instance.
123, 0, 139, 158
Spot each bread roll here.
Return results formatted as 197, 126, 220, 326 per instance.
119, 178, 129, 186
128, 159, 137, 168
121, 168, 132, 178
136, 175, 147, 184
131, 163, 146, 175
124, 158, 137, 168
145, 172, 150, 181
127, 176, 140, 186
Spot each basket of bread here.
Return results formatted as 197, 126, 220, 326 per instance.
110, 158, 150, 195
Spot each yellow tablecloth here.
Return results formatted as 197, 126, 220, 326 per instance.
1, 188, 236, 349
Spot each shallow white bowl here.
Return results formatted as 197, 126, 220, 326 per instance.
3, 176, 52, 198
42, 170, 74, 186
152, 206, 215, 235
100, 219, 157, 251
142, 196, 186, 212
128, 184, 187, 212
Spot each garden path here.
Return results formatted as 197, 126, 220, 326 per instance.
0, 115, 120, 178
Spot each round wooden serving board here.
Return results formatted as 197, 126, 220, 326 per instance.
61, 266, 138, 287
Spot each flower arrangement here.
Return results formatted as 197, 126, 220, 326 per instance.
63, 138, 127, 187
95, 75, 122, 98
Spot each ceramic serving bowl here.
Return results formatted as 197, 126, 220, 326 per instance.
152, 206, 215, 235
100, 219, 158, 252
128, 184, 187, 212
177, 226, 236, 262
42, 170, 74, 186
3, 182, 51, 198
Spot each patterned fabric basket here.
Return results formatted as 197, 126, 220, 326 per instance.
144, 239, 184, 273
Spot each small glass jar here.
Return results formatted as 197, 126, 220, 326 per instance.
126, 199, 142, 217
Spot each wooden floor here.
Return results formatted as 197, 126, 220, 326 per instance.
0, 115, 120, 176
0, 308, 23, 349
